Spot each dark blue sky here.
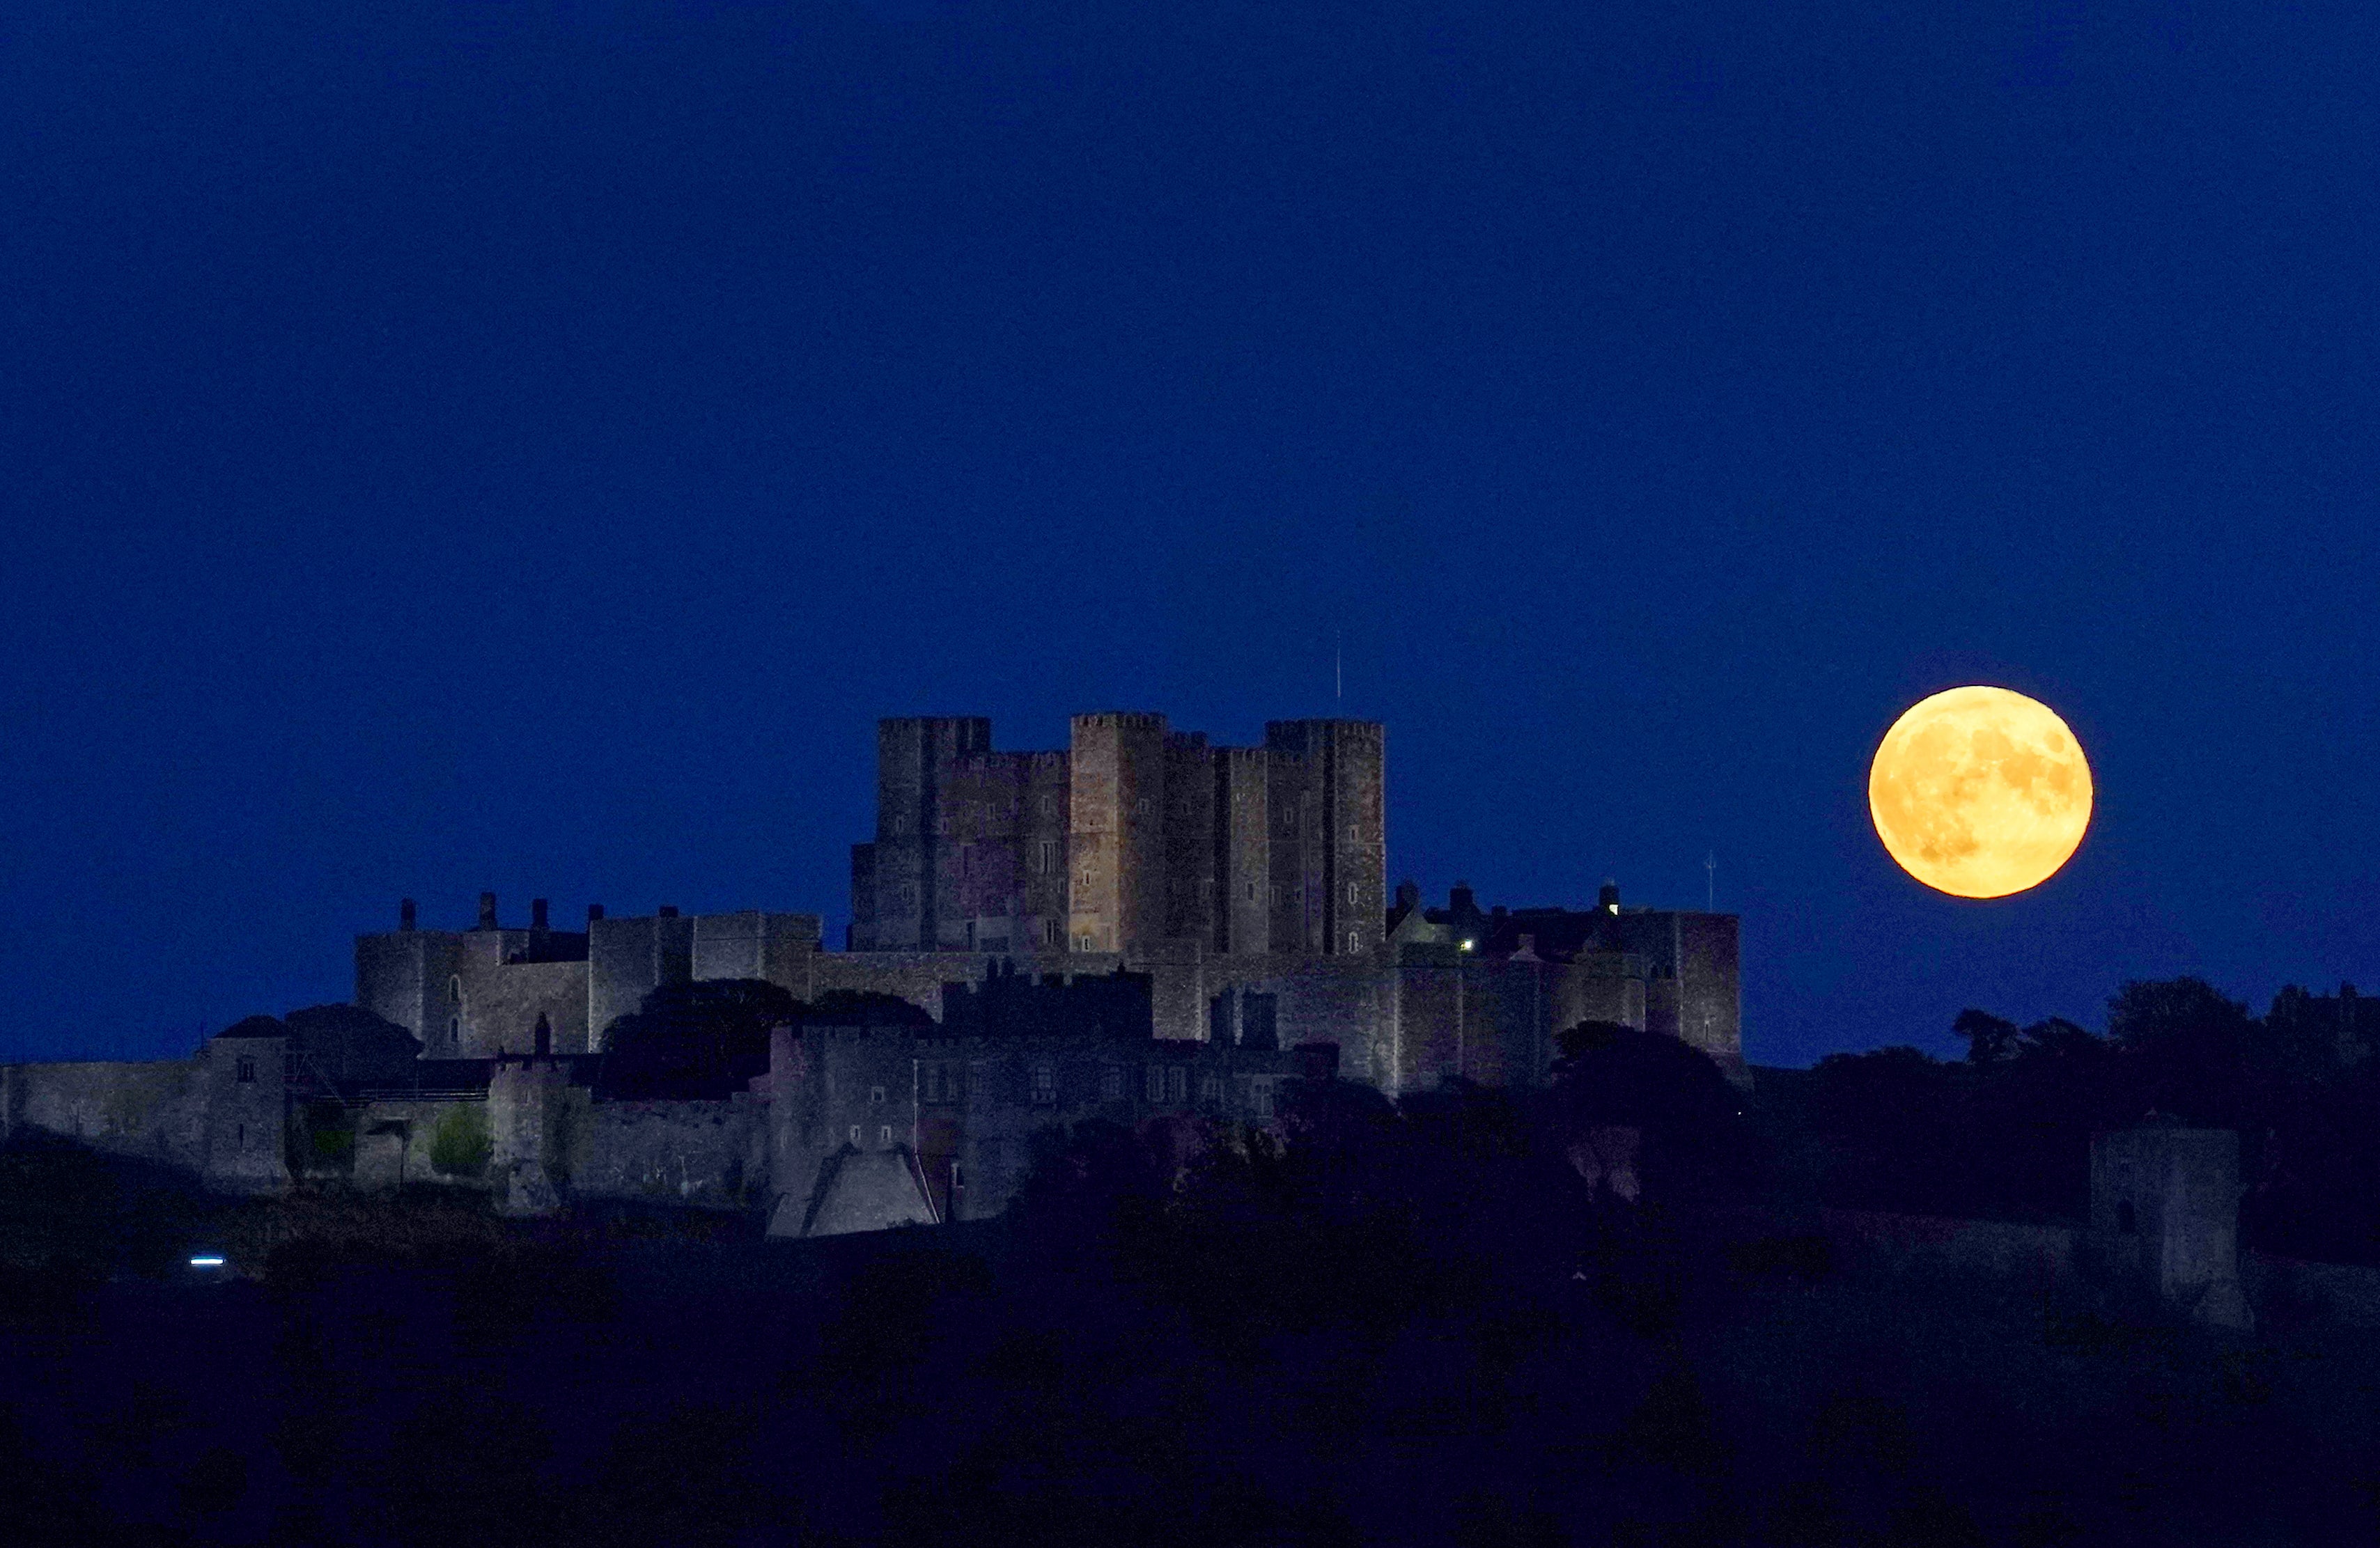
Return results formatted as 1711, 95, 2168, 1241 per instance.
3, 0, 2374, 1066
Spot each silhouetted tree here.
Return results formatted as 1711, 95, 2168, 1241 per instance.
1952, 1008, 2020, 1065
595, 979, 803, 1099
1549, 1021, 1759, 1200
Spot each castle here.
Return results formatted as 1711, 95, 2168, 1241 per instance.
2, 709, 1745, 1236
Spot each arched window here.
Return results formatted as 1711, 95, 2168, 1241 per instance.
449, 976, 461, 1004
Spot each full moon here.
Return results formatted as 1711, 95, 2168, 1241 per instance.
1868, 686, 2093, 899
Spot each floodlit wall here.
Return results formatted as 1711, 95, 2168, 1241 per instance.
0, 1038, 288, 1194
575, 1095, 765, 1212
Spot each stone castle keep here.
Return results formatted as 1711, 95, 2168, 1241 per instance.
3, 710, 1746, 1235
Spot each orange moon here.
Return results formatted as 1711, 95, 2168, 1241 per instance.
1868, 686, 2092, 898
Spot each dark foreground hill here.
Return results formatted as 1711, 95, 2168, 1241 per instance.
5, 1103, 2379, 1546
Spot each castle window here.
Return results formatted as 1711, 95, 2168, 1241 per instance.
1041, 795, 1056, 818
237, 1123, 244, 1148
1270, 886, 1283, 909
1145, 1065, 1165, 1102
849, 1125, 862, 1146
449, 976, 461, 1004
1347, 930, 1362, 953
1252, 1079, 1275, 1118
448, 1017, 459, 1047
1167, 1067, 1187, 1104
1201, 1073, 1222, 1106
1346, 882, 1358, 905
1032, 1065, 1055, 1104
871, 1086, 886, 1106
1102, 1065, 1123, 1100
1045, 918, 1061, 946
880, 1126, 894, 1145
235, 1057, 256, 1084
1246, 882, 1257, 902
1134, 797, 1150, 820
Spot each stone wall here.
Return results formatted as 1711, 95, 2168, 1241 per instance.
459, 957, 590, 1058
1, 1058, 208, 1171
0, 1038, 288, 1194
1812, 1207, 2079, 1290
573, 1095, 765, 1212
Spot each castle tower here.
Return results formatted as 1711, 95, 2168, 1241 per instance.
863, 717, 993, 951
2091, 1123, 2253, 1330
1263, 719, 1386, 956
1215, 746, 1272, 955
1068, 712, 1169, 953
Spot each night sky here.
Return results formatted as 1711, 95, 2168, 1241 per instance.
3, 1, 2374, 1067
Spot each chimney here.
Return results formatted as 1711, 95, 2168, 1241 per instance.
478, 892, 499, 930
1395, 879, 1420, 912
531, 897, 550, 931
399, 898, 417, 932
658, 905, 680, 919
1599, 879, 1621, 914
1450, 882, 1475, 914
587, 903, 605, 923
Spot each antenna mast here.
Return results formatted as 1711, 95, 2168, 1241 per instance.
1704, 852, 1716, 912
1335, 631, 1342, 704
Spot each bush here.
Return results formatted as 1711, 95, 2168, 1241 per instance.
428, 1106, 490, 1178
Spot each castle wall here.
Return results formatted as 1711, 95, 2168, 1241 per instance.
575, 1095, 764, 1212
587, 912, 694, 1047
0, 1039, 288, 1194
691, 911, 822, 983
0, 1057, 208, 1171
453, 957, 589, 1058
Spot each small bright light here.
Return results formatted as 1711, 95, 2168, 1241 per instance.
1605, 903, 1617, 914
189, 1256, 225, 1269
1459, 939, 1474, 952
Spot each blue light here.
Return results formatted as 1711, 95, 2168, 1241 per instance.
189, 1255, 225, 1268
